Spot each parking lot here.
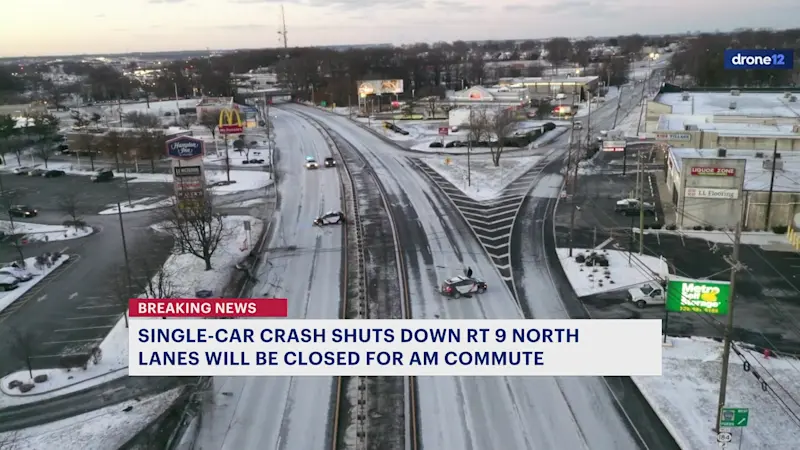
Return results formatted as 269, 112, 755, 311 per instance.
556, 227, 800, 354
1, 172, 171, 216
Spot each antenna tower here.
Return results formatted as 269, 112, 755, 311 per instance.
277, 5, 288, 49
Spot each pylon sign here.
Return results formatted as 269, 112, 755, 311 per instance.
218, 108, 244, 135
166, 136, 207, 210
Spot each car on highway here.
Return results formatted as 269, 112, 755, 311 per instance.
324, 157, 336, 167
627, 281, 665, 308
313, 211, 345, 226
0, 266, 33, 282
305, 156, 319, 169
0, 274, 19, 292
615, 198, 655, 215
28, 168, 46, 176
440, 273, 487, 298
8, 205, 37, 218
573, 121, 583, 129
91, 168, 114, 182
44, 169, 66, 178
12, 166, 31, 175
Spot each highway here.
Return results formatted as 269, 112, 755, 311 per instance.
194, 108, 342, 449
291, 104, 644, 449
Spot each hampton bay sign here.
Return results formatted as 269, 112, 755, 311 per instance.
166, 136, 206, 210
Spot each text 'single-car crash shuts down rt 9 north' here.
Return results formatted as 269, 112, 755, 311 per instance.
314, 211, 346, 226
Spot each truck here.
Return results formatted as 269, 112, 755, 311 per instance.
627, 281, 665, 308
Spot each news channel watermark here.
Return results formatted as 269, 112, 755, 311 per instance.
724, 49, 794, 70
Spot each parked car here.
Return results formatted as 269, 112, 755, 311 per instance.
91, 169, 114, 182
627, 281, 665, 308
323, 157, 336, 167
0, 266, 33, 282
0, 274, 19, 292
12, 166, 31, 175
429, 141, 443, 148
44, 170, 66, 178
8, 205, 37, 218
444, 141, 463, 148
28, 168, 46, 176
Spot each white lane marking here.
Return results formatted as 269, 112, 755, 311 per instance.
69, 292, 79, 300
37, 294, 47, 302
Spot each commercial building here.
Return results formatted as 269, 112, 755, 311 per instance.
646, 90, 800, 149
446, 86, 528, 106
497, 75, 600, 95
665, 147, 800, 230
196, 97, 234, 121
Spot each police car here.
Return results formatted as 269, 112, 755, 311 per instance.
440, 271, 487, 298
305, 156, 319, 169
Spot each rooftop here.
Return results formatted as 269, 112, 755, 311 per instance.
497, 75, 599, 86
657, 92, 800, 118
669, 147, 800, 193
657, 114, 800, 138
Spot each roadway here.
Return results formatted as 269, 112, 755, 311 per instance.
194, 107, 342, 449
291, 104, 644, 449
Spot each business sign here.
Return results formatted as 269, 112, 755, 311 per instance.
438, 127, 449, 136
684, 187, 739, 200
724, 49, 794, 70
174, 166, 202, 177
166, 136, 204, 159
357, 79, 404, 96
691, 167, 736, 176
666, 278, 730, 315
602, 140, 626, 152
218, 108, 244, 135
655, 132, 691, 141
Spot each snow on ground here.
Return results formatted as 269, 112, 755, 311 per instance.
556, 248, 669, 297
573, 88, 622, 118
0, 216, 261, 407
355, 117, 443, 141
204, 147, 271, 167
222, 198, 265, 208
531, 127, 568, 148
634, 336, 800, 450
0, 388, 183, 450
636, 229, 793, 251
97, 197, 173, 215
0, 220, 92, 242
0, 255, 70, 315
125, 168, 272, 194
421, 155, 541, 201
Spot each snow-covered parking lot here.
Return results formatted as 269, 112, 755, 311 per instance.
421, 154, 542, 201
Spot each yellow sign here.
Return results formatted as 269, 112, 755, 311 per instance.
218, 108, 244, 134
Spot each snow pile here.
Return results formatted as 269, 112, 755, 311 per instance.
634, 337, 800, 450
97, 197, 173, 215
556, 248, 669, 297
421, 155, 541, 201
0, 220, 92, 242
0, 388, 183, 450
636, 229, 793, 250
0, 255, 70, 315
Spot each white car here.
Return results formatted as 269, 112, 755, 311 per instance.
0, 274, 20, 291
305, 156, 319, 169
615, 198, 656, 215
627, 281, 665, 308
12, 166, 31, 175
0, 266, 33, 282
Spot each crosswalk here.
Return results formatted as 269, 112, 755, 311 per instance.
411, 158, 551, 292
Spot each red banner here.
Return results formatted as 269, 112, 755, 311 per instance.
129, 298, 288, 318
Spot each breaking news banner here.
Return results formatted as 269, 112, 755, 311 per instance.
128, 299, 662, 377
724, 49, 794, 70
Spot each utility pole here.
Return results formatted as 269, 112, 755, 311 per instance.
715, 218, 743, 433
277, 5, 288, 49
585, 91, 592, 148
612, 86, 624, 128
568, 133, 581, 257
639, 152, 646, 254
764, 140, 779, 230
117, 202, 133, 328
636, 96, 647, 137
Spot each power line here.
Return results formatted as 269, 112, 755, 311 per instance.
277, 5, 288, 49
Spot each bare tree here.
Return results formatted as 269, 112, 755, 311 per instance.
1, 192, 26, 264
73, 132, 99, 171
401, 98, 417, 118
29, 113, 59, 168
101, 130, 127, 171
199, 109, 221, 140
0, 430, 18, 449
425, 96, 438, 119
466, 107, 490, 145
440, 101, 456, 120
133, 256, 178, 299
9, 328, 37, 379
108, 267, 132, 328
57, 192, 85, 230
125, 111, 161, 129
178, 114, 196, 128
486, 108, 519, 167
160, 194, 229, 271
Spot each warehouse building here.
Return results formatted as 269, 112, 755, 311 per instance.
497, 75, 600, 95
666, 147, 800, 230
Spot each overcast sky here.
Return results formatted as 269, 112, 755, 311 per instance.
0, 0, 797, 57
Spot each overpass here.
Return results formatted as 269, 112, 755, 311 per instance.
237, 88, 294, 99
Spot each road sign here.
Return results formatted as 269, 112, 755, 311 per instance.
219, 124, 244, 135
243, 220, 251, 231
720, 407, 749, 427
438, 127, 449, 136
717, 432, 732, 443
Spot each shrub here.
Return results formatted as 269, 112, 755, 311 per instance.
7, 380, 22, 390
651, 223, 664, 229
772, 225, 788, 234
59, 353, 91, 370
666, 224, 677, 230
704, 225, 714, 231
33, 374, 48, 383
19, 383, 35, 393
693, 225, 703, 230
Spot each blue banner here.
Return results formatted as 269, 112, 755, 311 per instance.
724, 49, 794, 70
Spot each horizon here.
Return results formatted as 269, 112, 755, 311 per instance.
0, 0, 797, 58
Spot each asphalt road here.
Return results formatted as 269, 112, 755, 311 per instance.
559, 227, 800, 354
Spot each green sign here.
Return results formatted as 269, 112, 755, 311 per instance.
666, 277, 730, 315
720, 408, 749, 427
320, 101, 327, 107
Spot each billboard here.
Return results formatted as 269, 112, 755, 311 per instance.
166, 136, 205, 159
357, 79, 404, 96
218, 108, 244, 135
684, 187, 739, 200
690, 167, 736, 176
602, 140, 626, 152
666, 278, 730, 315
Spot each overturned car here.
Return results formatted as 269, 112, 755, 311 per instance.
314, 211, 346, 226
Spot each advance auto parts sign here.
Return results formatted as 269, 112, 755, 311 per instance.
666, 278, 731, 315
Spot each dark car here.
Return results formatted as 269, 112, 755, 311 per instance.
8, 205, 37, 218
429, 141, 443, 148
44, 170, 66, 178
91, 169, 114, 182
313, 211, 346, 226
444, 141, 463, 148
324, 157, 336, 167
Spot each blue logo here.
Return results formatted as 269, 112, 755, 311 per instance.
724, 49, 794, 70
166, 136, 205, 159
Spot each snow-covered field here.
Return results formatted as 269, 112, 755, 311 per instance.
421, 155, 541, 201
0, 220, 92, 242
122, 168, 272, 194
556, 248, 669, 297
0, 388, 183, 450
97, 197, 173, 215
0, 216, 261, 407
634, 337, 800, 450
0, 254, 70, 315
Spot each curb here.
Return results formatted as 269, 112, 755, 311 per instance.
0, 366, 129, 398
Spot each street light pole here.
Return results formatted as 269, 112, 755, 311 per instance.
117, 202, 133, 328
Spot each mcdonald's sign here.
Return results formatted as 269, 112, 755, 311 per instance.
218, 108, 244, 135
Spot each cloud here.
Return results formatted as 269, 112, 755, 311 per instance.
94, 13, 106, 18
432, 0, 481, 11
505, 0, 592, 12
229, 0, 423, 9
149, 0, 186, 3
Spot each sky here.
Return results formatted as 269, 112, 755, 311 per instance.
0, 0, 797, 57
